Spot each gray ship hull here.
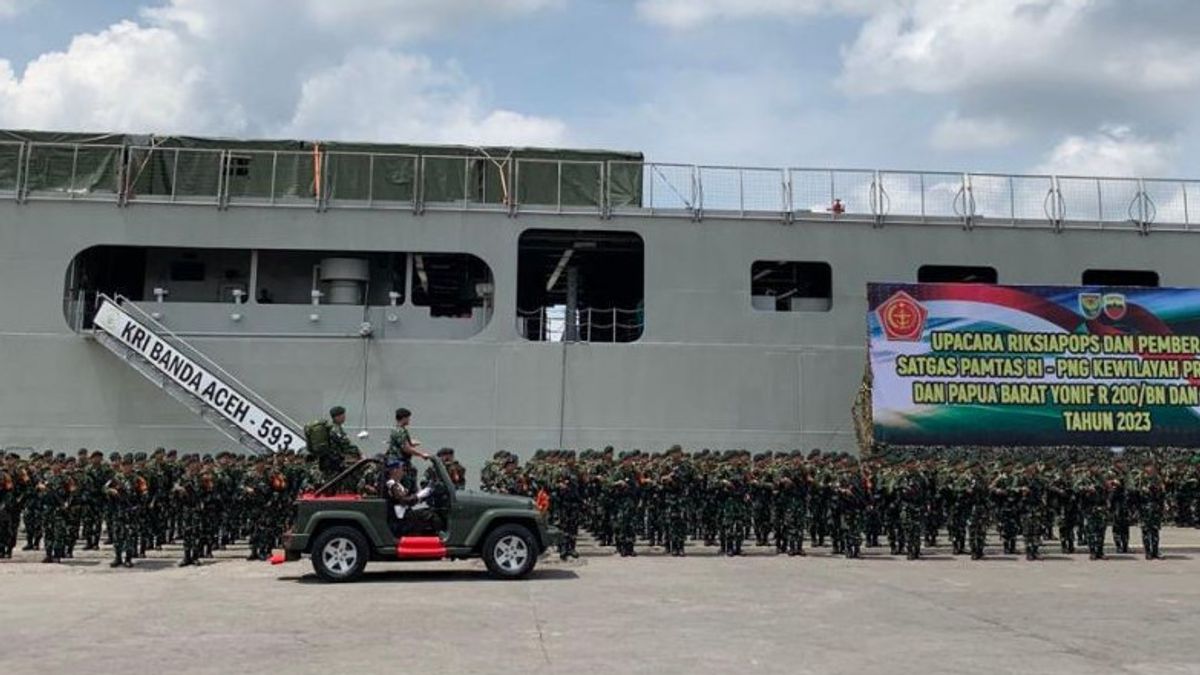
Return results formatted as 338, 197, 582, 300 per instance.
2, 197, 1191, 470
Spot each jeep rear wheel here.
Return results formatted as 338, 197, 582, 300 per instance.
482, 524, 538, 579
311, 526, 369, 583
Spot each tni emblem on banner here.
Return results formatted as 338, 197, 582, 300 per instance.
878, 291, 927, 341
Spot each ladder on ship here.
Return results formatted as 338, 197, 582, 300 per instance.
89, 294, 305, 455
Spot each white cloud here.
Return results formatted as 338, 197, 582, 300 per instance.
635, 0, 1200, 174
931, 112, 1021, 151
0, 0, 35, 20
636, 0, 873, 29
0, 0, 566, 144
838, 0, 1200, 98
285, 50, 566, 146
0, 20, 245, 133
1033, 125, 1175, 177
145, 0, 562, 43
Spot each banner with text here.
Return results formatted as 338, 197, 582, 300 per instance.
869, 282, 1200, 447
93, 299, 303, 453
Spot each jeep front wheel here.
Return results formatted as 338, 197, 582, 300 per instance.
482, 524, 538, 579
311, 526, 369, 583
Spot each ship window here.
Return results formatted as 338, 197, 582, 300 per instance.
1082, 269, 1159, 287
148, 248, 250, 302
255, 250, 409, 305
918, 265, 997, 284
169, 259, 207, 282
752, 261, 831, 312
517, 229, 644, 342
226, 154, 251, 177
410, 253, 492, 318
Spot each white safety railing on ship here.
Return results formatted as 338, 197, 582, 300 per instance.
517, 306, 644, 343
0, 140, 23, 201
6, 138, 1200, 232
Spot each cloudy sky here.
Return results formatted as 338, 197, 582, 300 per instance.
1, 0, 1198, 178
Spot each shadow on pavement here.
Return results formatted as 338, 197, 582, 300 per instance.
278, 567, 580, 584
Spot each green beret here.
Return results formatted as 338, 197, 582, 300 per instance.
330, 406, 346, 418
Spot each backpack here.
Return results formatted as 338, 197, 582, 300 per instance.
304, 420, 331, 457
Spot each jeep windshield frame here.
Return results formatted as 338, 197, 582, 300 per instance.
310, 456, 457, 503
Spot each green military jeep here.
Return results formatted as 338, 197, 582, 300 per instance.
277, 457, 559, 582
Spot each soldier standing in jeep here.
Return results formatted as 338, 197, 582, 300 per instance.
385, 408, 430, 492
305, 406, 358, 483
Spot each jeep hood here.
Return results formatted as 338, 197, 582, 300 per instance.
455, 490, 535, 510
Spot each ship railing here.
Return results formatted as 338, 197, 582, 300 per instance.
124, 145, 226, 206
512, 158, 605, 216
10, 139, 1200, 232
321, 151, 419, 211
20, 142, 125, 203
608, 161, 695, 217
102, 293, 305, 435
517, 306, 644, 343
698, 165, 789, 220
418, 154, 513, 213
219, 148, 321, 209
0, 140, 23, 201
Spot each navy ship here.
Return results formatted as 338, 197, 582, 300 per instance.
0, 129, 1195, 467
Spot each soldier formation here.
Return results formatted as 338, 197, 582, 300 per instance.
0, 442, 468, 568
3, 435, 1195, 568
482, 446, 1193, 562
0, 448, 325, 567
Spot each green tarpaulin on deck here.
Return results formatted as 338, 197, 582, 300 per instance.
0, 129, 644, 207
1, 130, 126, 197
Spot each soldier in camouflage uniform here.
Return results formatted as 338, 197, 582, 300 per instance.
175, 459, 212, 567
717, 451, 751, 557
437, 448, 467, 489
1016, 463, 1045, 561
36, 459, 72, 563
550, 453, 583, 559
749, 453, 774, 547
896, 463, 926, 560
105, 457, 137, 568
1134, 462, 1165, 560
610, 451, 642, 557
307, 406, 359, 484
81, 450, 111, 550
1049, 466, 1079, 554
1077, 467, 1110, 560
20, 454, 45, 552
964, 464, 990, 560
836, 461, 866, 559
659, 446, 692, 557
1109, 463, 1132, 554
990, 465, 1020, 555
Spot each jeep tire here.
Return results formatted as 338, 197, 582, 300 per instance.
482, 524, 538, 579
311, 526, 369, 583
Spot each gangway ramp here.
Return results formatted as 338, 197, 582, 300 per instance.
90, 294, 304, 454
